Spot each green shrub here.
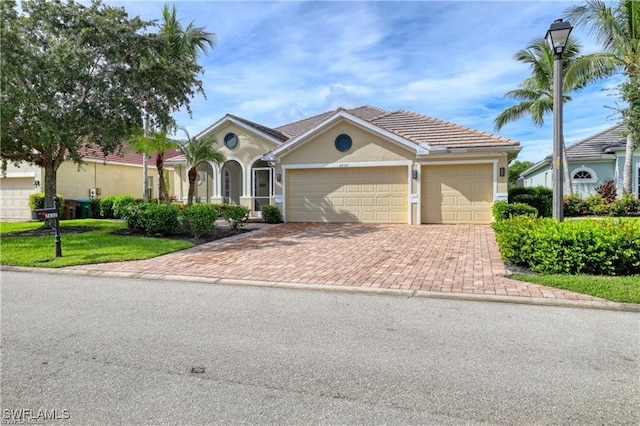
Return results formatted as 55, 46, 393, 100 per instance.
508, 186, 552, 217
112, 194, 136, 219
492, 200, 537, 221
223, 205, 250, 231
260, 204, 282, 224
609, 194, 640, 217
136, 203, 179, 236
493, 217, 640, 275
99, 195, 118, 219
179, 204, 219, 238
90, 198, 101, 218
584, 194, 608, 216
124, 202, 149, 232
563, 194, 586, 217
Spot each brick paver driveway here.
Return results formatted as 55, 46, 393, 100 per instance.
69, 223, 599, 301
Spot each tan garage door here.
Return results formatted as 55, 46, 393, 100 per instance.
422, 164, 493, 224
286, 167, 408, 223
0, 178, 34, 221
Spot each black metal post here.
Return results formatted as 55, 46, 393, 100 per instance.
54, 198, 62, 257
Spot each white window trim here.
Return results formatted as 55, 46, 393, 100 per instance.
570, 166, 598, 183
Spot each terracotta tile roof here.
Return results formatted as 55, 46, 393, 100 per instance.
274, 105, 518, 148
77, 144, 181, 165
369, 110, 519, 148
564, 124, 627, 158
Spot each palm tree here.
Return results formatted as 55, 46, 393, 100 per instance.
494, 38, 606, 194
129, 128, 178, 202
565, 0, 640, 194
139, 5, 216, 200
177, 128, 225, 206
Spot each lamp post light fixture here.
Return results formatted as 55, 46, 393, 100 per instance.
545, 18, 572, 221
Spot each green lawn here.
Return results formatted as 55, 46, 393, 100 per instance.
513, 274, 640, 304
0, 219, 193, 268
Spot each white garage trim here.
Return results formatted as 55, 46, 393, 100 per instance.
282, 162, 412, 223
2, 172, 36, 178
420, 159, 499, 200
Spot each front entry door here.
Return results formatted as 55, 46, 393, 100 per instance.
252, 167, 272, 213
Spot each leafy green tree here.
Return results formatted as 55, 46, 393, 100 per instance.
177, 129, 226, 206
0, 0, 152, 208
508, 160, 534, 187
494, 38, 610, 195
566, 0, 640, 194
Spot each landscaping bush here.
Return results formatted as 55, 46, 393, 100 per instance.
493, 217, 640, 275
508, 186, 552, 217
99, 195, 118, 219
123, 202, 149, 232
563, 194, 586, 217
90, 198, 101, 218
584, 194, 608, 216
179, 204, 219, 238
28, 193, 64, 219
609, 194, 640, 217
112, 194, 136, 219
492, 200, 538, 221
595, 179, 617, 203
136, 203, 179, 236
223, 205, 250, 231
260, 204, 282, 224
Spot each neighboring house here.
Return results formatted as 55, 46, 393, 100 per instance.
0, 147, 180, 221
520, 124, 640, 198
167, 105, 520, 224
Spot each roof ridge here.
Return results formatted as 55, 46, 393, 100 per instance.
274, 109, 333, 132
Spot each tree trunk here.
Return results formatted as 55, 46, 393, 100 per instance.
187, 166, 197, 206
142, 113, 150, 201
623, 133, 633, 195
156, 152, 166, 203
562, 140, 572, 195
43, 162, 57, 209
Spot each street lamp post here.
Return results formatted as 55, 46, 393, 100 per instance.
545, 18, 573, 221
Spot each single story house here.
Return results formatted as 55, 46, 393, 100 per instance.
520, 124, 640, 198
167, 105, 520, 224
0, 147, 180, 221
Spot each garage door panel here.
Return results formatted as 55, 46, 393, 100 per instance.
422, 164, 493, 224
286, 167, 407, 223
0, 178, 35, 220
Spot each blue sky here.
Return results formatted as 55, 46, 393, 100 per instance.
107, 0, 625, 163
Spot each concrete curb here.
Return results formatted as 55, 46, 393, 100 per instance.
2, 265, 639, 313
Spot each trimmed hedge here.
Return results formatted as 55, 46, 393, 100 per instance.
508, 186, 552, 217
564, 193, 640, 217
179, 204, 219, 238
223, 205, 250, 231
261, 204, 282, 224
28, 193, 64, 216
493, 216, 640, 275
492, 200, 538, 221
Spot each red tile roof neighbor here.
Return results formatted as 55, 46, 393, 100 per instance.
78, 145, 181, 165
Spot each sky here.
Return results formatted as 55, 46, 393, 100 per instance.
106, 0, 625, 164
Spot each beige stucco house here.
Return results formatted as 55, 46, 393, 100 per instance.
0, 148, 177, 220
167, 106, 521, 224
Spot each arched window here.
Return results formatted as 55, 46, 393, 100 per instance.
571, 166, 597, 183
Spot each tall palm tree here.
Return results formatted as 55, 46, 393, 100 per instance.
177, 128, 225, 206
494, 38, 607, 194
565, 0, 640, 194
140, 5, 216, 201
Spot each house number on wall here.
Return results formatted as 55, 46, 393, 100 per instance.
338, 163, 349, 168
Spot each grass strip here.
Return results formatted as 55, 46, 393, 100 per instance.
513, 274, 640, 304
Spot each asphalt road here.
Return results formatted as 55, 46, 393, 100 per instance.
1, 270, 639, 425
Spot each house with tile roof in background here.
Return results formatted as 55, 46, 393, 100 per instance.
167, 105, 521, 224
520, 124, 640, 198
0, 146, 182, 221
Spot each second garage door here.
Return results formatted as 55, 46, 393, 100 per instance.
0, 177, 34, 221
286, 166, 408, 223
421, 164, 493, 224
